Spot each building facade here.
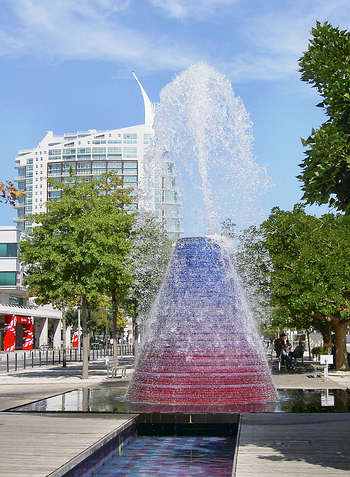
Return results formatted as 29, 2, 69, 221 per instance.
14, 75, 181, 239
0, 226, 64, 351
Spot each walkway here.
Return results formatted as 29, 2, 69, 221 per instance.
1, 358, 350, 475
235, 413, 350, 476
0, 412, 136, 477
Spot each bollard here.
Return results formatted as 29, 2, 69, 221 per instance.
6, 354, 9, 373
31, 351, 34, 368
24, 352, 26, 370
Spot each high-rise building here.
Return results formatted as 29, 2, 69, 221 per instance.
14, 74, 181, 240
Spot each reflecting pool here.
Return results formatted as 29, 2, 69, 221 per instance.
9, 388, 350, 413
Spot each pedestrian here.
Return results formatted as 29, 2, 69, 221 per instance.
281, 344, 295, 370
274, 333, 286, 358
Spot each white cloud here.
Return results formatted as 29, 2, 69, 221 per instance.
0, 0, 197, 71
147, 0, 237, 20
0, 0, 350, 82
224, 0, 350, 82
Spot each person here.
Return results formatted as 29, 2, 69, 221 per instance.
290, 340, 305, 362
281, 343, 295, 370
274, 333, 286, 358
286, 339, 292, 352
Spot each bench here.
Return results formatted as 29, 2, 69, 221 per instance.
105, 357, 127, 378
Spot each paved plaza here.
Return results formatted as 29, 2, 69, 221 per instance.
0, 358, 349, 476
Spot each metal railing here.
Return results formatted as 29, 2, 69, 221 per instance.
0, 344, 134, 374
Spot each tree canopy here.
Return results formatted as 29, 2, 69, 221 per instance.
261, 205, 350, 370
20, 173, 134, 377
298, 21, 350, 212
128, 211, 172, 346
0, 180, 25, 206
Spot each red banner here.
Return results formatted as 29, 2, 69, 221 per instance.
72, 332, 79, 348
4, 315, 16, 352
22, 317, 34, 350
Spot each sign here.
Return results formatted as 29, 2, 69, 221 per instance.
320, 355, 333, 365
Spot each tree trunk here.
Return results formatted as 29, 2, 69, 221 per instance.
319, 321, 332, 354
104, 320, 108, 355
62, 304, 67, 368
81, 294, 90, 379
335, 320, 349, 371
132, 315, 139, 360
111, 290, 119, 367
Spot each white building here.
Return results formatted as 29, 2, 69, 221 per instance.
0, 226, 64, 351
14, 74, 181, 240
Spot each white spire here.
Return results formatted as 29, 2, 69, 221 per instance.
132, 72, 154, 128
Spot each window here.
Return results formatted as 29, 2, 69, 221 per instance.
48, 164, 61, 176
63, 148, 76, 155
123, 176, 137, 183
48, 191, 61, 200
92, 162, 107, 173
108, 147, 122, 154
144, 134, 152, 144
92, 147, 106, 154
0, 243, 18, 257
123, 147, 137, 158
107, 162, 122, 174
92, 155, 106, 160
123, 161, 137, 169
17, 208, 25, 218
108, 139, 122, 144
49, 149, 61, 156
77, 154, 91, 160
62, 163, 75, 175
92, 140, 106, 144
18, 167, 26, 177
164, 191, 177, 202
123, 133, 137, 144
77, 148, 91, 154
0, 272, 16, 286
76, 162, 91, 175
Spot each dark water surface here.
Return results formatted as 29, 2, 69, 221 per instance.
9, 387, 350, 413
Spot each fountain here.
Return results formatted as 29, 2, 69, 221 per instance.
127, 62, 276, 410
126, 236, 276, 410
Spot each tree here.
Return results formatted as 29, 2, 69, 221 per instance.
221, 219, 273, 331
128, 212, 172, 351
20, 173, 134, 378
261, 206, 350, 370
298, 21, 350, 212
0, 180, 25, 206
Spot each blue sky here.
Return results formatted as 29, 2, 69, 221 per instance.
1, 0, 349, 231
